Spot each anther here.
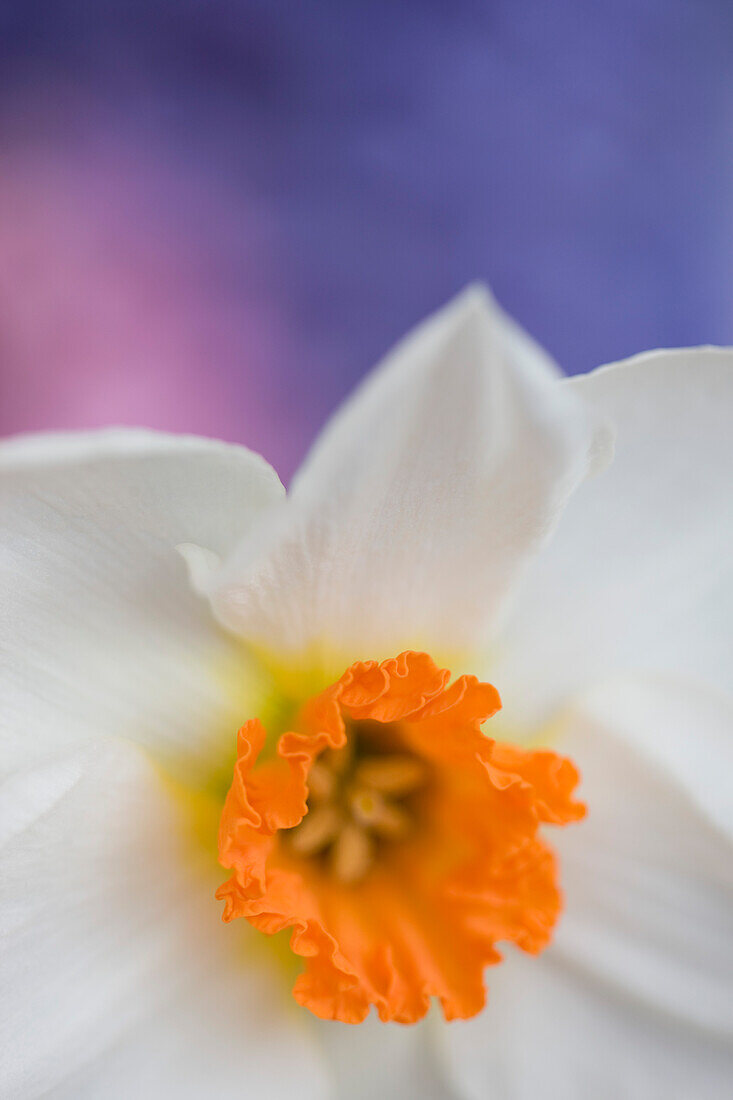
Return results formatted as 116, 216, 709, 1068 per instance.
354, 755, 428, 796
289, 803, 343, 856
306, 761, 337, 802
330, 821, 374, 884
348, 787, 412, 839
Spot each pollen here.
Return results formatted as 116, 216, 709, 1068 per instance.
216, 651, 585, 1024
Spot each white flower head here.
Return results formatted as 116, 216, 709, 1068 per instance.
2, 287, 732, 1098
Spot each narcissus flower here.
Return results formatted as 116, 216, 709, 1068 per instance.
2, 288, 732, 1098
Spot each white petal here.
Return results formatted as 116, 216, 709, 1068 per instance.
443, 673, 733, 1099
554, 673, 733, 1034
0, 429, 284, 782
211, 287, 606, 670
0, 737, 328, 1099
176, 541, 223, 595
443, 952, 733, 1100
319, 1014, 457, 1100
490, 348, 733, 727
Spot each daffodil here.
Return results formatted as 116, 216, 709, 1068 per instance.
2, 288, 731, 1098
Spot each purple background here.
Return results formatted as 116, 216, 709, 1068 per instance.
2, 1, 732, 480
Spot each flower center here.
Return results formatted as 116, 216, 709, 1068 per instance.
216, 651, 586, 1024
285, 722, 430, 884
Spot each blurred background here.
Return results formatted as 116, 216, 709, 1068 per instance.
2, 0, 733, 480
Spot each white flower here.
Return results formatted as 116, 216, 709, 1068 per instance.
2, 287, 731, 1098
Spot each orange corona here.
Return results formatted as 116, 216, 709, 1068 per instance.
217, 651, 585, 1024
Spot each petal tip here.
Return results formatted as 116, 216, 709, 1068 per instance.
176, 542, 222, 596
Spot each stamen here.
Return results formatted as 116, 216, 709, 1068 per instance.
306, 761, 337, 802
331, 821, 374, 884
289, 803, 343, 856
354, 755, 428, 796
286, 729, 429, 884
348, 788, 412, 839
